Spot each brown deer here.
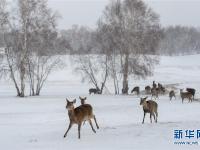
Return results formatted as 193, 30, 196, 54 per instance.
153, 81, 157, 89
169, 90, 176, 100
145, 86, 151, 94
151, 87, 159, 99
79, 96, 90, 125
180, 89, 193, 103
79, 96, 87, 105
158, 83, 162, 88
140, 97, 158, 124
89, 88, 100, 94
186, 88, 196, 100
64, 99, 99, 139
157, 83, 165, 95
131, 86, 140, 95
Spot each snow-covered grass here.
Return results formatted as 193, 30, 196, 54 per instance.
0, 54, 200, 150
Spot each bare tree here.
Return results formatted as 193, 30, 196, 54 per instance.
28, 54, 63, 96
3, 0, 39, 97
24, 0, 62, 96
98, 0, 162, 94
68, 26, 109, 94
2, 0, 62, 97
74, 55, 108, 94
96, 21, 121, 94
27, 31, 63, 96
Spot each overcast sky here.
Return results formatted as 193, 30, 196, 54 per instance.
48, 0, 200, 29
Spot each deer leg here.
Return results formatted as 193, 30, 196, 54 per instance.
155, 111, 158, 123
152, 113, 156, 123
142, 112, 146, 124
78, 123, 81, 139
89, 119, 96, 133
82, 121, 86, 125
150, 113, 152, 123
93, 115, 99, 129
157, 94, 159, 100
64, 122, 72, 138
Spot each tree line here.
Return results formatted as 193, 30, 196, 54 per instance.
159, 26, 200, 55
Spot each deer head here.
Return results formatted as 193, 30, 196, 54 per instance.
66, 98, 76, 110
140, 96, 148, 105
79, 96, 87, 105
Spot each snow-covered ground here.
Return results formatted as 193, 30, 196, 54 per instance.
0, 54, 200, 150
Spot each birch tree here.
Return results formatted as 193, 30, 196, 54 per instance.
98, 0, 162, 94
2, 0, 62, 97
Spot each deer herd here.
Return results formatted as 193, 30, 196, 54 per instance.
64, 81, 197, 139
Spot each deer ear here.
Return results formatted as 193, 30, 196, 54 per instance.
84, 97, 87, 100
66, 98, 69, 103
73, 99, 76, 103
145, 96, 148, 99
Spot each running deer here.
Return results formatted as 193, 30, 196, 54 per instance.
169, 90, 176, 100
180, 89, 193, 103
64, 98, 99, 139
140, 97, 158, 124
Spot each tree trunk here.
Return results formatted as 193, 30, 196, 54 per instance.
100, 83, 104, 94
5, 48, 21, 97
10, 67, 21, 97
28, 60, 35, 96
113, 75, 119, 95
111, 54, 119, 95
19, 61, 25, 97
35, 87, 40, 96
122, 54, 129, 94
114, 77, 117, 94
99, 56, 108, 94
